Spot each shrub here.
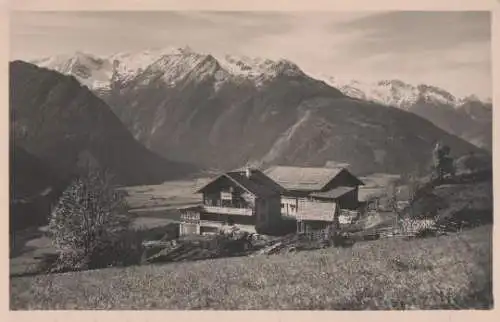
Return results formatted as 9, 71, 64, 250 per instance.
89, 229, 145, 268
455, 152, 492, 175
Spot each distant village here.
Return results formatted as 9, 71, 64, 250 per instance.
177, 165, 407, 237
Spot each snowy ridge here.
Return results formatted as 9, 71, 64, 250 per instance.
218, 55, 304, 83
107, 47, 199, 85
34, 51, 114, 91
31, 47, 490, 107
31, 47, 307, 91
319, 75, 490, 109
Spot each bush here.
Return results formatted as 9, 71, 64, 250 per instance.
48, 169, 137, 272
455, 152, 492, 175
90, 229, 145, 268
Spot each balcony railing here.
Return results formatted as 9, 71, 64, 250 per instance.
199, 220, 257, 233
202, 205, 253, 216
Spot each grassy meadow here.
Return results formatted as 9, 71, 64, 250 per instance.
122, 177, 209, 211
10, 225, 492, 310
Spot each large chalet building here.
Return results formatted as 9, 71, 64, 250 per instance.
179, 165, 366, 236
179, 168, 284, 236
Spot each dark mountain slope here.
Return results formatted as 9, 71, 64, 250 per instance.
255, 96, 486, 175
9, 144, 66, 230
322, 78, 492, 151
408, 98, 492, 151
99, 55, 483, 175
10, 144, 62, 199
103, 58, 345, 171
9, 61, 197, 187
30, 50, 487, 175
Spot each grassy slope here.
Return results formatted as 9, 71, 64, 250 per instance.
10, 225, 492, 310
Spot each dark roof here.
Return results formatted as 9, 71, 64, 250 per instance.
309, 186, 356, 200
265, 166, 364, 192
245, 169, 286, 194
196, 169, 284, 197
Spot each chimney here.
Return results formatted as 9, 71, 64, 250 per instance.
245, 167, 252, 179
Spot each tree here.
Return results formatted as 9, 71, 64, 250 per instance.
432, 142, 455, 181
48, 168, 134, 271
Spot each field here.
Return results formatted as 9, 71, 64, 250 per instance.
122, 177, 209, 211
10, 225, 492, 310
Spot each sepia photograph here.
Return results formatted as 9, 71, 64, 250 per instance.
8, 8, 493, 310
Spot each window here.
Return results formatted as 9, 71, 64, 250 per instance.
221, 191, 232, 200
281, 203, 285, 209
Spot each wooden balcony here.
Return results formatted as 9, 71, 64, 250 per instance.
202, 205, 253, 216
199, 220, 257, 233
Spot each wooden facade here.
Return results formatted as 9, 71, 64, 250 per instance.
179, 166, 365, 236
265, 166, 364, 233
179, 206, 202, 235
179, 169, 283, 236
294, 195, 360, 233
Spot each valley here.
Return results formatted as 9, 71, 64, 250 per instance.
9, 10, 492, 312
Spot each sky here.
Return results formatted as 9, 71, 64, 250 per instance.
10, 11, 491, 99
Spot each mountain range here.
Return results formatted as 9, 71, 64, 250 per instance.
30, 47, 487, 176
33, 48, 492, 153
10, 61, 199, 229
320, 77, 492, 151
11, 60, 198, 184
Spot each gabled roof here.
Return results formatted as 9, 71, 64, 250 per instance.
310, 186, 356, 200
358, 173, 401, 189
240, 169, 286, 194
264, 166, 363, 192
358, 187, 387, 202
356, 173, 401, 202
196, 169, 284, 197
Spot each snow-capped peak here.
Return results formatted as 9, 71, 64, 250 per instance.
33, 51, 114, 90
107, 46, 196, 80
318, 75, 475, 109
33, 51, 103, 75
30, 48, 491, 107
31, 47, 205, 90
30, 47, 307, 91
458, 94, 492, 106
218, 54, 304, 80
